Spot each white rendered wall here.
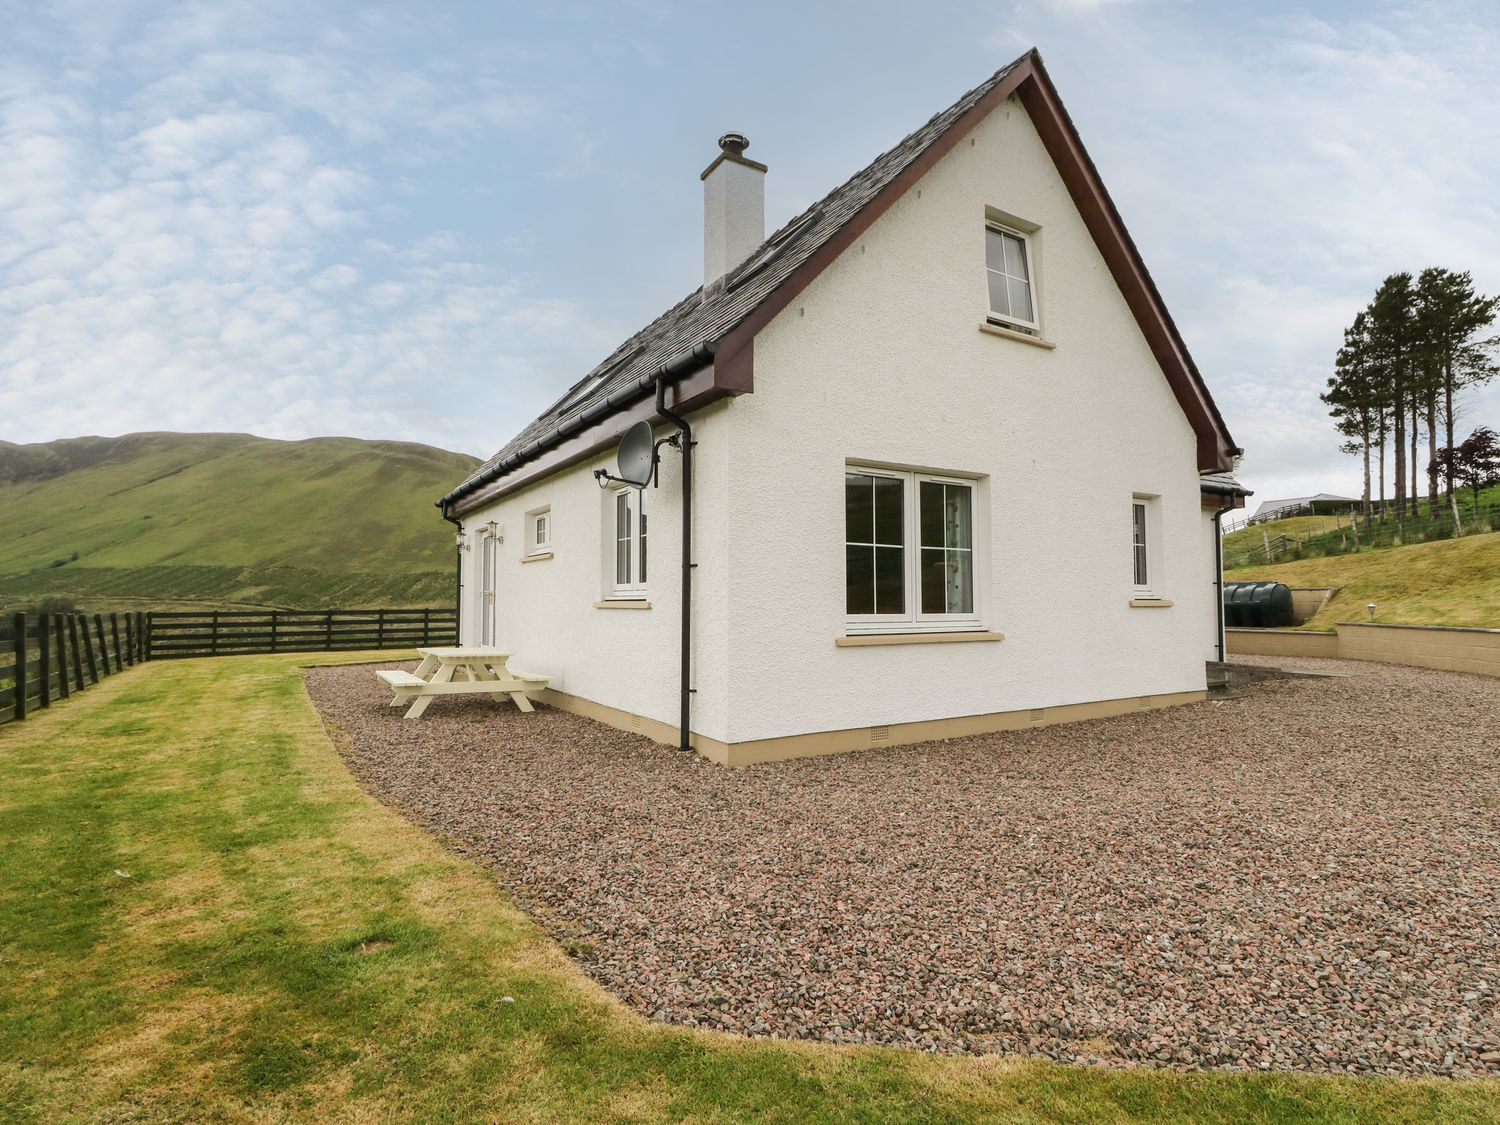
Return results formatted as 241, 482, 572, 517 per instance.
456, 401, 733, 744
718, 95, 1216, 743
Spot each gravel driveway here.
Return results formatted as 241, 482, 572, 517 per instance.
305, 659, 1500, 1076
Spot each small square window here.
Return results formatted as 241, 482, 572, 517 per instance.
985, 222, 1038, 333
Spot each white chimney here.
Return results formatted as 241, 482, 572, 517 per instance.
701, 133, 766, 288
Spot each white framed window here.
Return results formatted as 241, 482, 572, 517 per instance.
526, 506, 551, 555
1131, 495, 1158, 594
608, 486, 647, 598
985, 221, 1038, 333
845, 466, 981, 634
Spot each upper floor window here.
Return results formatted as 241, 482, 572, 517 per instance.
985, 222, 1037, 333
609, 487, 647, 598
846, 466, 981, 634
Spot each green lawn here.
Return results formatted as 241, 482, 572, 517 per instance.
2, 654, 1496, 1123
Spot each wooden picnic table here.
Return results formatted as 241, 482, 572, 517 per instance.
377, 646, 548, 719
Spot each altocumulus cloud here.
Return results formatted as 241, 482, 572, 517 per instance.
3, 0, 1498, 501
0, 0, 611, 455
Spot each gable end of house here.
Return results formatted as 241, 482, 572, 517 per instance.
442, 49, 1238, 517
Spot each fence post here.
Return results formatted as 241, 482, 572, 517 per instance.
68, 616, 86, 691
270, 611, 279, 653
81, 617, 99, 684
376, 609, 385, 649
324, 611, 333, 651
94, 615, 111, 675
11, 613, 25, 721
422, 607, 431, 646
111, 615, 123, 672
37, 615, 51, 709
55, 617, 70, 699
210, 612, 219, 657
124, 615, 134, 666
144, 613, 152, 662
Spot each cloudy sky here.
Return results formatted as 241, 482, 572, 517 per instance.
2, 0, 1497, 504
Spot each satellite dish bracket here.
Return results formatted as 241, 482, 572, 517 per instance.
594, 420, 680, 490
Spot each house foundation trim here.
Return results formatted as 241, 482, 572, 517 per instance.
534, 686, 1207, 767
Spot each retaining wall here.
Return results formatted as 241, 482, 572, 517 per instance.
1227, 622, 1500, 677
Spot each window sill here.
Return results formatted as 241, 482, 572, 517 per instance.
521, 551, 554, 564
1129, 597, 1173, 608
836, 630, 1005, 647
594, 599, 651, 610
979, 321, 1056, 349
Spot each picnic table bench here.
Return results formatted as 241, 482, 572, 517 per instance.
378, 647, 549, 719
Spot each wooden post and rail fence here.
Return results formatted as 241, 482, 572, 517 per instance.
0, 607, 457, 726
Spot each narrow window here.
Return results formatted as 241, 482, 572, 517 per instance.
1132, 500, 1150, 590
985, 223, 1037, 331
919, 481, 973, 614
609, 488, 647, 598
615, 491, 632, 586
845, 471, 905, 615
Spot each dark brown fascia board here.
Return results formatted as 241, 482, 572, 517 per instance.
451, 366, 729, 516
1201, 490, 1247, 511
716, 49, 1236, 474
1016, 55, 1236, 473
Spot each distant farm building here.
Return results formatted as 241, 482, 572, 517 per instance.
1249, 493, 1357, 524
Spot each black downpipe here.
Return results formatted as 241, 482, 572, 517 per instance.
1212, 503, 1230, 663
439, 501, 463, 645
655, 376, 694, 752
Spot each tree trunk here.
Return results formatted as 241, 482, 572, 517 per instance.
1409, 397, 1420, 522
1426, 390, 1440, 519
1361, 435, 1372, 525
1393, 387, 1406, 522
1443, 362, 1456, 501
1377, 421, 1387, 524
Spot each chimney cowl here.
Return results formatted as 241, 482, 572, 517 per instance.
718, 132, 750, 156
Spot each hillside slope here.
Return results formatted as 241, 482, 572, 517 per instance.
1226, 529, 1500, 630
0, 433, 478, 610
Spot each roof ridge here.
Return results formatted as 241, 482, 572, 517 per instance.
449, 51, 1039, 502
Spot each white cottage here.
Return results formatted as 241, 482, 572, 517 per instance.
439, 50, 1249, 765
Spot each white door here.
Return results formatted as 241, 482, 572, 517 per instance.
479, 531, 498, 646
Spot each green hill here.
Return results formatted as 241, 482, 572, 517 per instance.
0, 433, 479, 612
1226, 529, 1500, 630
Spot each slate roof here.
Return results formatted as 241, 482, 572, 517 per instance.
448, 54, 1029, 501
1199, 471, 1252, 497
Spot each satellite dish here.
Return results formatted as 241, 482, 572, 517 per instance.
616, 420, 656, 487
